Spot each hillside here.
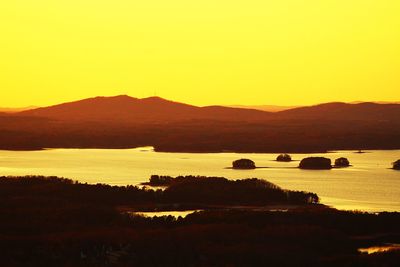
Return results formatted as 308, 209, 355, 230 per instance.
2, 175, 400, 266
0, 96, 399, 152
17, 96, 400, 123
19, 95, 272, 123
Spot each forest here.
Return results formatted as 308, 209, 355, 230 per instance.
0, 175, 399, 266
0, 115, 399, 152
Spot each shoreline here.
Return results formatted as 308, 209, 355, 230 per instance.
1, 146, 400, 154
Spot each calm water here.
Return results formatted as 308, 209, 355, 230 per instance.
0, 147, 399, 212
130, 210, 202, 218
359, 244, 400, 254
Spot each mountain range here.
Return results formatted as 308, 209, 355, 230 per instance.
17, 95, 271, 123
14, 95, 400, 123
1, 95, 399, 152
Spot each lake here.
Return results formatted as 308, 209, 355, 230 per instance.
129, 210, 202, 218
0, 147, 399, 212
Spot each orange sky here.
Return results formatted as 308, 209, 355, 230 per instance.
1, 1, 399, 107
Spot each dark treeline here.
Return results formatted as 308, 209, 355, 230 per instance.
0, 175, 318, 208
0, 116, 399, 152
0, 176, 400, 266
1, 176, 400, 266
160, 175, 319, 205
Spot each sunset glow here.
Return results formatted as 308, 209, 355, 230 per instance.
1, 1, 399, 107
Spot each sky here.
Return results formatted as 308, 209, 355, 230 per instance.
1, 1, 399, 107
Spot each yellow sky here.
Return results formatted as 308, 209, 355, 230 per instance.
1, 1, 399, 107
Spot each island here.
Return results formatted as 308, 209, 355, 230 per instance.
393, 160, 400, 170
232, 158, 256, 169
334, 157, 351, 167
299, 157, 332, 170
276, 153, 292, 162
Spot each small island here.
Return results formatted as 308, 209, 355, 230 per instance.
393, 160, 400, 170
276, 153, 292, 162
334, 157, 350, 168
299, 157, 332, 170
144, 175, 174, 186
232, 158, 256, 169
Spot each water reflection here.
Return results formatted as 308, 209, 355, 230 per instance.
0, 148, 399, 212
129, 210, 201, 218
358, 244, 400, 254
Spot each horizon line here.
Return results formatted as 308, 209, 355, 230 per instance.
1, 94, 399, 110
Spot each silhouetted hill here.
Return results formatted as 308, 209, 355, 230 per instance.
1, 96, 399, 151
18, 95, 272, 123
276, 102, 400, 121
18, 96, 400, 123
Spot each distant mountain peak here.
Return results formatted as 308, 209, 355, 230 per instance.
90, 95, 137, 101
140, 96, 173, 103
142, 96, 164, 101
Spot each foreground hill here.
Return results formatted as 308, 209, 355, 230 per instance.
1, 175, 399, 266
0, 96, 399, 151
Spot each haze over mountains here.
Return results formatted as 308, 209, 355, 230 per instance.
1, 95, 399, 152
0, 106, 37, 113
228, 104, 299, 112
